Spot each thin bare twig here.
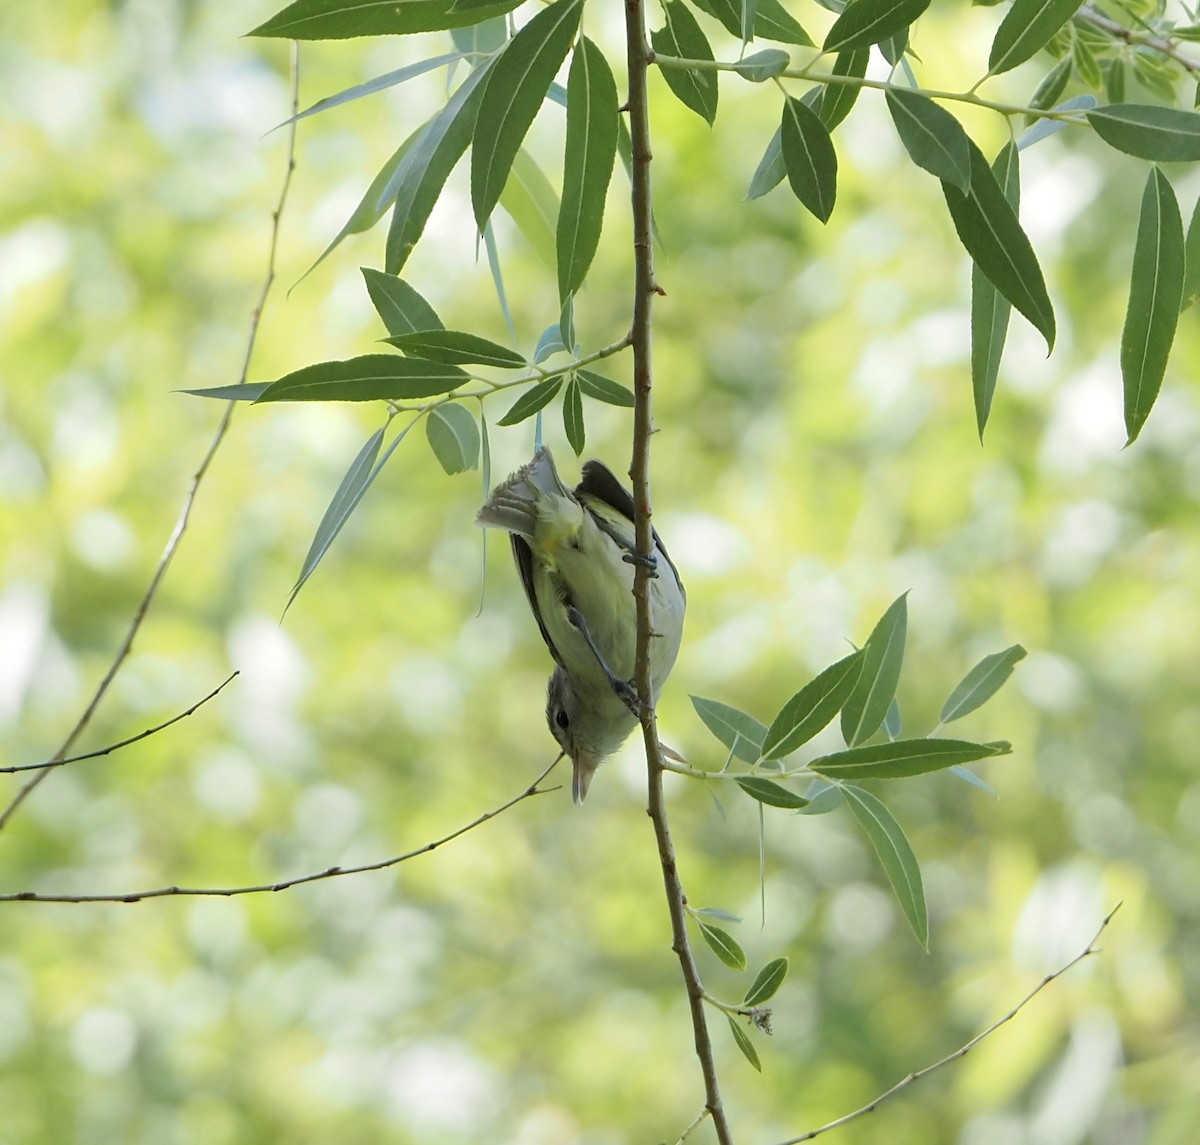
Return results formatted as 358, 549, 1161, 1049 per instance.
774, 903, 1122, 1144
0, 44, 302, 833
623, 3, 733, 1142
0, 674, 238, 775
0, 756, 562, 904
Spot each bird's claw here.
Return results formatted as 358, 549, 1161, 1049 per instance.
622, 549, 658, 576
612, 677, 648, 718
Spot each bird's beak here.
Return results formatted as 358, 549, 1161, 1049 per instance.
571, 754, 599, 804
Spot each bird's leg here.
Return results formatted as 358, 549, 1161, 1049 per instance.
566, 606, 645, 717
586, 508, 658, 575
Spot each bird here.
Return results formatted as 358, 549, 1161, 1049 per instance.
476, 446, 686, 801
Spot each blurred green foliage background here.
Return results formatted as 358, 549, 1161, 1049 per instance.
1, 2, 1198, 1142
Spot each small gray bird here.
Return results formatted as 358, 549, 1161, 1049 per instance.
477, 446, 686, 801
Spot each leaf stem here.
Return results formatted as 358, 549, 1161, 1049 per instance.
624, 2, 734, 1142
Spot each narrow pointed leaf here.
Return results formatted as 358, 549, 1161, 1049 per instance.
533, 323, 568, 363
949, 765, 996, 794
694, 906, 742, 923
451, 16, 508, 55
286, 424, 408, 612
971, 141, 1019, 438
941, 644, 1027, 723
691, 696, 767, 762
426, 403, 480, 473
497, 375, 564, 425
823, 0, 930, 52
883, 698, 901, 740
1087, 104, 1200, 161
763, 650, 863, 759
735, 777, 810, 808
885, 88, 971, 191
842, 785, 927, 948
943, 140, 1055, 351
386, 59, 496, 274
652, 2, 719, 126
744, 957, 789, 1005
384, 330, 525, 367
1182, 192, 1200, 311
780, 97, 837, 223
691, 0, 813, 45
727, 1016, 761, 1069
249, 0, 523, 39
278, 54, 464, 126
841, 594, 907, 747
799, 779, 842, 815
988, 0, 1085, 75
746, 127, 786, 200
562, 375, 585, 455
255, 355, 467, 403
183, 383, 270, 401
1019, 93, 1095, 150
1026, 55, 1072, 122
363, 269, 444, 336
1123, 167, 1185, 445
471, 0, 583, 230
818, 48, 869, 131
559, 37, 619, 300
501, 148, 560, 271
812, 737, 1012, 779
577, 370, 634, 406
733, 48, 791, 82
699, 923, 747, 969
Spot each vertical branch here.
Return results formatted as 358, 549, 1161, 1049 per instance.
623, 5, 733, 1142
0, 42, 302, 833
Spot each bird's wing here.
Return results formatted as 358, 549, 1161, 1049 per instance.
577, 460, 686, 603
511, 533, 566, 668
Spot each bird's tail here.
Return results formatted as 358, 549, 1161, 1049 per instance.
476, 446, 569, 538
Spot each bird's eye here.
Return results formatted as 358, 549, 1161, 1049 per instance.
555, 709, 570, 729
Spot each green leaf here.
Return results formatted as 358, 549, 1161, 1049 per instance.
690, 696, 768, 762
249, 0, 523, 38
562, 375, 585, 455
255, 354, 468, 403
879, 27, 908, 65
500, 147, 560, 271
1087, 104, 1200, 161
1018, 93, 1094, 151
883, 697, 901, 740
746, 127, 786, 200
279, 54, 465, 127
286, 427, 386, 612
841, 593, 907, 747
942, 139, 1056, 352
735, 777, 810, 809
691, 0, 814, 45
1071, 33, 1101, 90
471, 0, 583, 230
386, 59, 495, 274
384, 330, 526, 367
182, 383, 271, 402
1026, 55, 1072, 122
1182, 192, 1200, 311
818, 48, 869, 131
694, 906, 743, 923
726, 1015, 762, 1070
811, 737, 1012, 779
426, 404, 480, 474
798, 779, 843, 815
941, 644, 1027, 723
559, 38, 619, 300
780, 96, 838, 223
452, 15, 508, 54
988, 0, 1085, 75
1103, 58, 1125, 104
576, 370, 635, 406
823, 0, 931, 52
1123, 167, 1185, 445
732, 48, 791, 82
885, 88, 971, 191
1132, 51, 1181, 103
842, 784, 928, 948
363, 269, 444, 336
744, 957, 789, 1005
971, 141, 1019, 439
762, 650, 864, 759
699, 923, 747, 969
652, 2, 719, 126
497, 375, 564, 425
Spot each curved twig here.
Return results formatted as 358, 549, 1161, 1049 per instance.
0, 43, 302, 832
0, 756, 562, 904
